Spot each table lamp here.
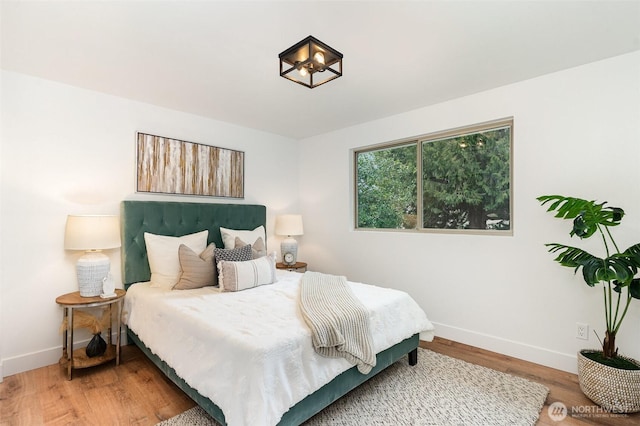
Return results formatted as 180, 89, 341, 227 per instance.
275, 214, 304, 266
64, 215, 120, 297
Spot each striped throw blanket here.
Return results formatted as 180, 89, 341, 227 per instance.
299, 271, 376, 374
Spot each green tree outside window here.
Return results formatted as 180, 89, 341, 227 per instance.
355, 120, 512, 233
357, 144, 417, 229
422, 127, 511, 230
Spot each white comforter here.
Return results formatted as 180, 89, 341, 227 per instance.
124, 270, 435, 426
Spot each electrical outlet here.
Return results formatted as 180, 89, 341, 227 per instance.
576, 322, 589, 340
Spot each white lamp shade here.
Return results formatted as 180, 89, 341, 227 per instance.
275, 214, 304, 236
64, 215, 121, 250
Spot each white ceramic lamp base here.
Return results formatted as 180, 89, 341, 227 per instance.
281, 237, 298, 266
76, 251, 110, 297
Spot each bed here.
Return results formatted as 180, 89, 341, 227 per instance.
120, 200, 435, 426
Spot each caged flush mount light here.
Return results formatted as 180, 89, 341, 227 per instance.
279, 35, 343, 89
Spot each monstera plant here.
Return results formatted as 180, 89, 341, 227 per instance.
538, 195, 640, 365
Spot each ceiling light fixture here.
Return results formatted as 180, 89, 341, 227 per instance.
279, 35, 343, 89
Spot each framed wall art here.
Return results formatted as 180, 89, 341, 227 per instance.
136, 132, 244, 198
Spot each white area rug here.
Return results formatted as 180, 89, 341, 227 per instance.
157, 348, 548, 426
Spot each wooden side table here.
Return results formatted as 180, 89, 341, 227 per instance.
276, 261, 307, 272
55, 289, 126, 380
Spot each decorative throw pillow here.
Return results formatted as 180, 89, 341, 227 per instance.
214, 244, 253, 263
220, 226, 266, 249
235, 236, 266, 259
174, 243, 216, 290
144, 230, 209, 289
218, 253, 277, 292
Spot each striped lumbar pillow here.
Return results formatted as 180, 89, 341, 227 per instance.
218, 253, 276, 292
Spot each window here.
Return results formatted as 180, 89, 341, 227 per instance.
354, 118, 512, 234
356, 143, 417, 229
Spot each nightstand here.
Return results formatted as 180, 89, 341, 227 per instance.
276, 261, 307, 272
55, 289, 126, 380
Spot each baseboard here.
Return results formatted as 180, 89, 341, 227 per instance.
1, 330, 127, 379
2, 346, 61, 378
431, 321, 578, 374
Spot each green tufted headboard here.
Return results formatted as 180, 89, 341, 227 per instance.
120, 200, 266, 288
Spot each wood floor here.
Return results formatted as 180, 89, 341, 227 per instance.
1, 337, 638, 425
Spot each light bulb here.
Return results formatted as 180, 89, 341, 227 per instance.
299, 67, 308, 77
313, 51, 325, 64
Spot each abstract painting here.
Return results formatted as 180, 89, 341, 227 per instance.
136, 132, 244, 198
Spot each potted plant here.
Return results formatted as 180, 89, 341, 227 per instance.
538, 195, 640, 413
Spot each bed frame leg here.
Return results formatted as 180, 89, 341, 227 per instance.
408, 348, 418, 366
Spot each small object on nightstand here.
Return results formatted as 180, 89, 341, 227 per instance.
283, 252, 294, 264
56, 289, 126, 380
101, 273, 116, 298
276, 261, 307, 273
86, 332, 107, 357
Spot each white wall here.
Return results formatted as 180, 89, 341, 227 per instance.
0, 59, 4, 383
2, 52, 638, 379
298, 51, 640, 373
0, 71, 299, 377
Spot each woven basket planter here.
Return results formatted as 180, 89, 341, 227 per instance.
578, 350, 640, 413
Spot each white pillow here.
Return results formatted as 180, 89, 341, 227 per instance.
220, 225, 266, 249
218, 253, 276, 292
144, 230, 208, 289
